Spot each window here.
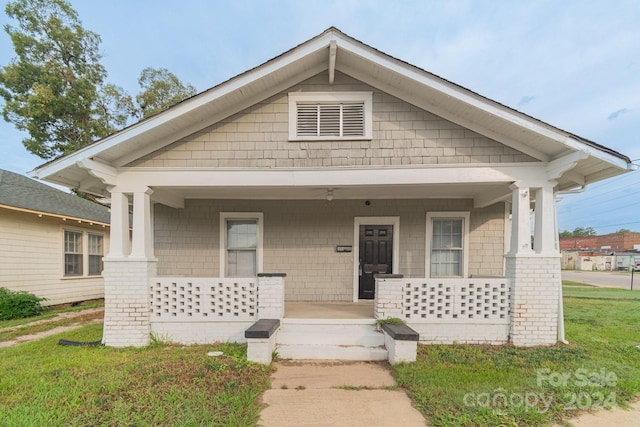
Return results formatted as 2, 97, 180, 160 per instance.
220, 213, 263, 277
88, 234, 104, 276
64, 230, 83, 276
288, 92, 372, 140
63, 230, 105, 277
426, 212, 470, 278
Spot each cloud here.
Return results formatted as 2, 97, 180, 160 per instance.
517, 96, 536, 107
607, 108, 630, 120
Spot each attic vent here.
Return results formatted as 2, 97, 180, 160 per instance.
297, 103, 364, 137
289, 92, 372, 141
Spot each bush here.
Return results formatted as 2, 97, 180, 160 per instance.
0, 288, 46, 320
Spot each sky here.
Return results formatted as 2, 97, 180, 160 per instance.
0, 0, 639, 234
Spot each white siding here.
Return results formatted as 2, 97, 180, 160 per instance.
0, 208, 107, 305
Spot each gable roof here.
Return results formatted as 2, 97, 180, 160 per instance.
31, 27, 633, 195
0, 169, 110, 224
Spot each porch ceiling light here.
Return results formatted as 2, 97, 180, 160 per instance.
326, 188, 334, 201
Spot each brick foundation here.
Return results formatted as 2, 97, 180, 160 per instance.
102, 259, 156, 347
507, 255, 560, 346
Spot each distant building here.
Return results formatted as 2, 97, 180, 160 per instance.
559, 232, 640, 252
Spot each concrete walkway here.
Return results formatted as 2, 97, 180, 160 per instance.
259, 360, 427, 427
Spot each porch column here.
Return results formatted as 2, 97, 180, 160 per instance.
506, 182, 560, 347
130, 188, 155, 259
508, 183, 533, 256
108, 191, 130, 258
102, 187, 156, 348
534, 184, 558, 255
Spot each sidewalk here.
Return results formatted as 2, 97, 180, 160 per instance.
259, 360, 427, 427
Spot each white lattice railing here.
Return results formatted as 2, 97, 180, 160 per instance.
374, 277, 511, 323
150, 277, 258, 320
401, 278, 511, 322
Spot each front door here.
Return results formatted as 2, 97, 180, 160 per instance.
358, 225, 393, 299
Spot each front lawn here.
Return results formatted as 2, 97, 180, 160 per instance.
392, 284, 640, 426
0, 323, 272, 426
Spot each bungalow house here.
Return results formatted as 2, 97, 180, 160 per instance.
0, 169, 110, 305
31, 28, 633, 359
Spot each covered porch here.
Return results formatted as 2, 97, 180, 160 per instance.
99, 162, 565, 350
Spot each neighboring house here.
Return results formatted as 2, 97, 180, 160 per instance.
0, 169, 110, 305
560, 232, 640, 252
31, 28, 633, 355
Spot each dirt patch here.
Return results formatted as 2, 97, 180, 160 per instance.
0, 307, 104, 347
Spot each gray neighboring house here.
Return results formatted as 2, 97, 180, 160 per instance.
0, 169, 111, 305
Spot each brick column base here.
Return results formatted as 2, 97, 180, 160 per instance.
374, 275, 405, 320
257, 273, 286, 319
102, 259, 157, 347
506, 255, 560, 346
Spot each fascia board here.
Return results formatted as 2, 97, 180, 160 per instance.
32, 34, 335, 180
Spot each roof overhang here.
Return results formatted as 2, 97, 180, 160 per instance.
31, 27, 634, 197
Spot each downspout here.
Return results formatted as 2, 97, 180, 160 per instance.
554, 185, 588, 345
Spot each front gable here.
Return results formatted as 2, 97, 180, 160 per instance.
130, 71, 537, 169
32, 27, 632, 197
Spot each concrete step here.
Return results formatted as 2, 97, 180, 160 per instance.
275, 318, 387, 361
276, 344, 388, 361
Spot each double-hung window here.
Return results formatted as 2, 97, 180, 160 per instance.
426, 212, 470, 278
64, 230, 104, 277
88, 234, 104, 276
220, 213, 263, 277
64, 230, 83, 276
288, 92, 372, 140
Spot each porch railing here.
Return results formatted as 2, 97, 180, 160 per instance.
375, 276, 511, 323
150, 277, 258, 320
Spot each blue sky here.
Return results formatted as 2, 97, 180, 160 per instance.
0, 0, 639, 234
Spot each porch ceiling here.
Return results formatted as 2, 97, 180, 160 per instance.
155, 182, 508, 203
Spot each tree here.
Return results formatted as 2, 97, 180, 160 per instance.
616, 228, 631, 234
136, 68, 196, 118
0, 0, 197, 160
0, 0, 110, 158
558, 227, 598, 238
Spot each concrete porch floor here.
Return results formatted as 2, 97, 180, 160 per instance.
285, 301, 374, 319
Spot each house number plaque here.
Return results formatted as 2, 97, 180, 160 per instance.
336, 245, 353, 253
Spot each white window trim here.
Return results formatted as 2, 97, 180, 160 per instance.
352, 216, 400, 302
62, 228, 105, 279
425, 212, 470, 278
288, 91, 373, 141
219, 212, 264, 278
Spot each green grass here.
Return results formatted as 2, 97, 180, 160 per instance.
0, 323, 272, 426
392, 284, 640, 426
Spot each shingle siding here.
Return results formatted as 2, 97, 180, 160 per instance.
130, 72, 536, 168
154, 199, 505, 302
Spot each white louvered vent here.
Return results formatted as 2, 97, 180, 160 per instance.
289, 92, 372, 141
296, 103, 364, 137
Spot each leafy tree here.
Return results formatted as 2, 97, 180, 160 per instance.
616, 228, 631, 234
0, 0, 110, 158
0, 0, 197, 160
136, 67, 196, 118
559, 227, 598, 238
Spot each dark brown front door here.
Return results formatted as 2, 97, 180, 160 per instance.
358, 225, 393, 299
